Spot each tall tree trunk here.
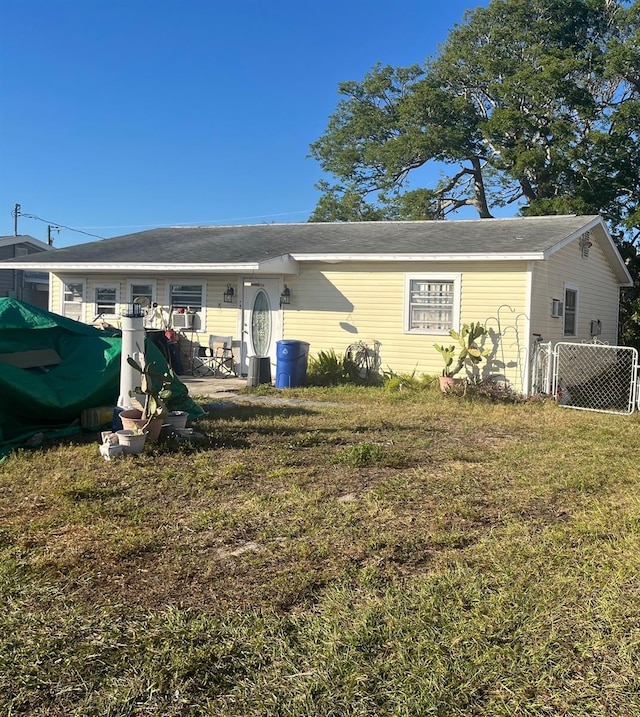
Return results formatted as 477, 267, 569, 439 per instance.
471, 157, 493, 218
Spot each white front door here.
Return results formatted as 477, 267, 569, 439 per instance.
241, 278, 282, 375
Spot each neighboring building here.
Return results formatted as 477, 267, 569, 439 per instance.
2, 215, 632, 393
0, 235, 51, 309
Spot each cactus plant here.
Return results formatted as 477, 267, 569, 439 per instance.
126, 349, 173, 426
434, 322, 489, 377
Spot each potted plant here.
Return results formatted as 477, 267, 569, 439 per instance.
434, 322, 489, 391
115, 428, 148, 455
119, 349, 173, 441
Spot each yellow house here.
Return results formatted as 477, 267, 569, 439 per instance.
4, 215, 632, 394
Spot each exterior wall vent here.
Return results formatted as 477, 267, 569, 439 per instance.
579, 231, 592, 258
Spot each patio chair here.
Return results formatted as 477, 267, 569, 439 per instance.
192, 335, 236, 377
208, 335, 236, 377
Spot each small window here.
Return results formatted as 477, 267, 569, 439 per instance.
130, 283, 154, 306
170, 284, 203, 311
62, 281, 84, 321
169, 283, 204, 331
95, 286, 118, 317
564, 287, 578, 336
405, 274, 460, 333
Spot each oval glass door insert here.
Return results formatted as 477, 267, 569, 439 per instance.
251, 289, 271, 357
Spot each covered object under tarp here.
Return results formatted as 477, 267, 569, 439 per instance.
0, 298, 203, 456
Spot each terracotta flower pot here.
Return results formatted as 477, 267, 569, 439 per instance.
119, 409, 163, 442
439, 375, 460, 392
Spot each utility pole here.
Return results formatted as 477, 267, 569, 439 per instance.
47, 225, 59, 246
12, 203, 20, 236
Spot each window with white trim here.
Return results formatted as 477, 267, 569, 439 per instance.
130, 282, 154, 307
94, 285, 119, 317
128, 281, 156, 326
564, 286, 578, 337
169, 282, 204, 331
404, 274, 461, 333
62, 280, 85, 321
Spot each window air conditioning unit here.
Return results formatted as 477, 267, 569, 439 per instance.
551, 299, 564, 318
172, 312, 194, 329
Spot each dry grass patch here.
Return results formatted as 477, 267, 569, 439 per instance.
1, 388, 640, 715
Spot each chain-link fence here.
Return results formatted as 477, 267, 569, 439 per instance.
551, 342, 638, 415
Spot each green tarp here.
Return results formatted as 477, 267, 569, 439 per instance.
0, 298, 203, 457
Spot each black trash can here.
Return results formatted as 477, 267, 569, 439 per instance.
275, 340, 310, 388
246, 356, 272, 387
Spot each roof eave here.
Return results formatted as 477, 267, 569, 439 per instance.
0, 236, 52, 251
291, 252, 546, 262
1, 252, 300, 274
0, 260, 300, 274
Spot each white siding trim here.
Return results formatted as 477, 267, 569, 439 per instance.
522, 262, 534, 395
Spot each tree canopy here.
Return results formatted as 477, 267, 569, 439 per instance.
309, 0, 639, 248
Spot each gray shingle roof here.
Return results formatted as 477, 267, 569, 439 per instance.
2, 215, 600, 266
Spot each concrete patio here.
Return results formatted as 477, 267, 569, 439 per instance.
179, 374, 246, 399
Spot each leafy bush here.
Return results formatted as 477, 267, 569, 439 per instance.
307, 347, 383, 386
306, 349, 350, 386
383, 369, 437, 393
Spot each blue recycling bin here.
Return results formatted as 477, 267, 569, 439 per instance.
275, 340, 310, 388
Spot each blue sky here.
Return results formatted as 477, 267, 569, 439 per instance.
1, 0, 486, 246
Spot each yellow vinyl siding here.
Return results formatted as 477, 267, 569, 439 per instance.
50, 274, 63, 314
530, 228, 620, 345
201, 277, 239, 336
283, 261, 529, 385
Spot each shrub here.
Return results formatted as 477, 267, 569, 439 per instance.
306, 349, 350, 386
383, 369, 437, 393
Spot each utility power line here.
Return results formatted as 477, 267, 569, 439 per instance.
11, 205, 105, 240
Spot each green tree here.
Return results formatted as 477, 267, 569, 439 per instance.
310, 0, 640, 342
310, 0, 639, 237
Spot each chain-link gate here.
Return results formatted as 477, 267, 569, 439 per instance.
531, 339, 553, 396
552, 342, 639, 415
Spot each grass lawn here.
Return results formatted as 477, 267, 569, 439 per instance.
1, 385, 639, 716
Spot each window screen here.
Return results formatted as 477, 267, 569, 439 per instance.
409, 280, 454, 331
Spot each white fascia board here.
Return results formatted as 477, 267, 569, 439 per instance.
255, 254, 299, 274
543, 215, 602, 256
3, 255, 299, 275
291, 252, 545, 262
543, 216, 633, 286
0, 262, 264, 272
